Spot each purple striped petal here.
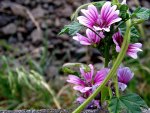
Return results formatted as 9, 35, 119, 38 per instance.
73, 33, 91, 45
78, 4, 98, 28
127, 43, 142, 59
99, 2, 121, 32
80, 64, 94, 82
112, 31, 123, 52
117, 67, 134, 84
73, 29, 103, 46
77, 16, 93, 28
113, 31, 142, 59
76, 96, 85, 103
94, 68, 110, 85
73, 86, 92, 93
67, 75, 85, 85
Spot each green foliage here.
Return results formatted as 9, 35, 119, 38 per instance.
108, 93, 148, 113
59, 21, 83, 36
101, 86, 109, 103
93, 1, 105, 8
131, 7, 150, 20
0, 56, 59, 109
119, 4, 130, 20
119, 23, 140, 42
125, 38, 150, 106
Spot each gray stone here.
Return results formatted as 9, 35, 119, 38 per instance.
1, 23, 17, 35
31, 6, 46, 19
31, 29, 43, 43
0, 109, 149, 113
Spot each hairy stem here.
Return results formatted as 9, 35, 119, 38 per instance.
72, 19, 131, 113
114, 75, 119, 97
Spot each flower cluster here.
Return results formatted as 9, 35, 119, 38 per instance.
73, 1, 142, 59
67, 64, 133, 108
63, 0, 146, 111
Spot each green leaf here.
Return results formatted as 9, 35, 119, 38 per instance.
93, 1, 105, 8
59, 21, 83, 36
119, 4, 130, 20
119, 23, 140, 42
108, 93, 148, 113
101, 86, 109, 103
131, 7, 150, 20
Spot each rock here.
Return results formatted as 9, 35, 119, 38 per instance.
8, 36, 17, 44
31, 29, 43, 43
10, 3, 28, 18
55, 18, 61, 27
31, 6, 46, 19
0, 109, 105, 113
62, 5, 73, 17
46, 66, 58, 78
1, 23, 17, 35
26, 20, 35, 32
17, 33, 24, 42
0, 13, 16, 27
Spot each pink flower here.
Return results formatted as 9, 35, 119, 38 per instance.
73, 29, 104, 45
67, 64, 109, 109
112, 31, 142, 59
77, 2, 122, 32
77, 4, 99, 29
117, 67, 134, 91
67, 64, 109, 93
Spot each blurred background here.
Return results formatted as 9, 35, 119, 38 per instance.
0, 0, 150, 110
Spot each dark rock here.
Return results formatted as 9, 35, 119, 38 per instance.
0, 13, 16, 27
48, 5, 54, 13
8, 36, 17, 44
26, 21, 35, 32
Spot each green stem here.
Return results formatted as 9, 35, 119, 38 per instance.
72, 19, 131, 113
108, 84, 113, 99
114, 75, 119, 97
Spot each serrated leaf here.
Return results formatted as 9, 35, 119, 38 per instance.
59, 21, 83, 36
109, 97, 121, 113
131, 7, 150, 20
108, 93, 148, 113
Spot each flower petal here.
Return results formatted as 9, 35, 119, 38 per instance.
94, 68, 110, 85
73, 86, 92, 93
127, 43, 142, 59
118, 82, 127, 91
73, 33, 91, 45
67, 75, 85, 85
112, 31, 123, 52
117, 67, 134, 84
